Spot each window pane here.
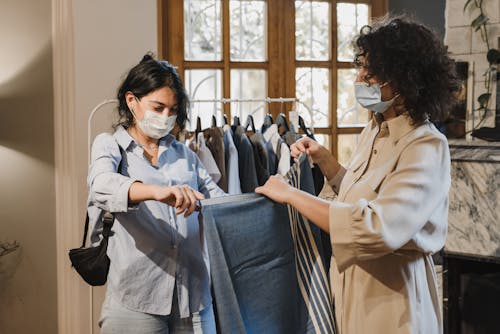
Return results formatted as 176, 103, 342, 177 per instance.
296, 67, 329, 128
295, 1, 330, 60
230, 0, 266, 61
337, 68, 369, 126
314, 134, 330, 151
230, 69, 267, 128
185, 69, 223, 130
338, 134, 360, 165
337, 3, 369, 62
184, 0, 222, 61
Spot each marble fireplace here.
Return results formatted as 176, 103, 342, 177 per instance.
443, 1, 500, 332
443, 141, 500, 333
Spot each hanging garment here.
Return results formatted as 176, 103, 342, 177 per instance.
292, 124, 329, 269
263, 124, 291, 176
194, 132, 221, 184
231, 126, 259, 193
259, 125, 278, 175
249, 131, 270, 186
201, 157, 332, 334
204, 127, 227, 192
286, 156, 337, 334
222, 125, 242, 195
279, 125, 329, 268
265, 139, 278, 175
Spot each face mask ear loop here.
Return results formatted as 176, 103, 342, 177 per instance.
379, 82, 400, 102
129, 96, 141, 123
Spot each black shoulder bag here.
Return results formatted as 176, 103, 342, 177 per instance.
68, 211, 115, 286
68, 142, 123, 286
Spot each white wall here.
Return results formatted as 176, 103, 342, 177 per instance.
0, 0, 57, 333
69, 0, 157, 332
445, 0, 500, 131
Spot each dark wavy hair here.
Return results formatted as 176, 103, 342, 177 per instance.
354, 15, 460, 124
116, 53, 189, 130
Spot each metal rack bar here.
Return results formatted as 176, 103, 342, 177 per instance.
189, 97, 313, 123
87, 99, 118, 163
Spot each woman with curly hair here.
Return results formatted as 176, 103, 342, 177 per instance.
256, 15, 459, 334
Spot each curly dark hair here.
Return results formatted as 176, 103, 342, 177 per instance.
115, 52, 189, 130
354, 15, 460, 124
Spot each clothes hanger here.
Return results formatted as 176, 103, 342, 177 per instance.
232, 115, 240, 126
261, 113, 274, 133
211, 115, 217, 128
195, 116, 202, 139
275, 112, 289, 134
223, 114, 228, 125
299, 115, 314, 138
244, 114, 256, 133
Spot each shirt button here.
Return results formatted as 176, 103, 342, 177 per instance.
373, 149, 378, 155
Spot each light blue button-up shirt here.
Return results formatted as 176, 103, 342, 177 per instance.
87, 126, 225, 317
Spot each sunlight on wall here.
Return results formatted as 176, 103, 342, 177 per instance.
0, 1, 50, 92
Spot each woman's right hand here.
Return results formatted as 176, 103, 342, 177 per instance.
290, 137, 329, 163
290, 137, 341, 181
154, 185, 205, 217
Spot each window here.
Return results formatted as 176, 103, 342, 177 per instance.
159, 0, 387, 165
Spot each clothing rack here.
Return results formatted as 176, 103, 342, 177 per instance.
88, 99, 119, 163
87, 97, 315, 162
190, 97, 312, 117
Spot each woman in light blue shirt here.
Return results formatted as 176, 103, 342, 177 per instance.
88, 54, 224, 334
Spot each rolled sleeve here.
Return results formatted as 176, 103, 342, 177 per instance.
327, 165, 346, 194
87, 133, 138, 212
329, 200, 357, 272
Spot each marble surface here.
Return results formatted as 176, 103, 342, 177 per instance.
445, 142, 500, 259
448, 139, 500, 162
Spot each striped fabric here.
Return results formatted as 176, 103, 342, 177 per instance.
286, 154, 338, 334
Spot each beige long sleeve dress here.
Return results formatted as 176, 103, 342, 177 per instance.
327, 114, 450, 334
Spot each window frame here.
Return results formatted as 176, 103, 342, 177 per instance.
158, 0, 388, 158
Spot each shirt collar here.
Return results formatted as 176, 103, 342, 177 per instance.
385, 113, 416, 144
369, 113, 416, 144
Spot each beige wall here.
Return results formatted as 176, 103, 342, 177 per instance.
0, 0, 157, 332
0, 0, 57, 333
64, 0, 157, 333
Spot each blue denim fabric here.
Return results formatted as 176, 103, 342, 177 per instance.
201, 158, 329, 334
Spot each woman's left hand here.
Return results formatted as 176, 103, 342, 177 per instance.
255, 175, 296, 204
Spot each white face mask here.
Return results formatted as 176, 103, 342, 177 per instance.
132, 109, 177, 139
354, 82, 399, 114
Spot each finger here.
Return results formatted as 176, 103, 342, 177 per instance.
290, 144, 303, 158
172, 187, 184, 214
193, 190, 205, 200
184, 187, 198, 217
255, 186, 263, 194
163, 187, 180, 207
176, 186, 191, 215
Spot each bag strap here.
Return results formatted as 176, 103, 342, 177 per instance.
81, 138, 124, 247
81, 213, 90, 248
81, 211, 115, 248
